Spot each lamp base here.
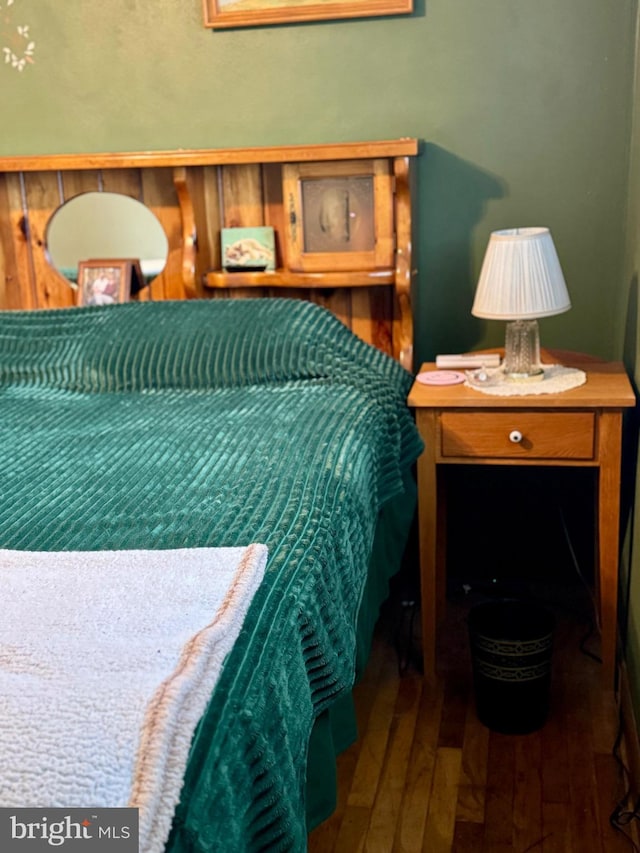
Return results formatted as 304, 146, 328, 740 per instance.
503, 319, 544, 382
505, 366, 545, 382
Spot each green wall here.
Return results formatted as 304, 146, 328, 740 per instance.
0, 0, 636, 364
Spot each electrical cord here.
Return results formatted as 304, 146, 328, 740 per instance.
609, 530, 640, 848
556, 504, 602, 664
554, 486, 640, 848
395, 476, 603, 676
393, 598, 419, 676
609, 705, 640, 852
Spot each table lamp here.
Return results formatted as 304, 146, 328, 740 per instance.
471, 227, 571, 381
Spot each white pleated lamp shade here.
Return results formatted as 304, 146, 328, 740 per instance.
472, 227, 571, 320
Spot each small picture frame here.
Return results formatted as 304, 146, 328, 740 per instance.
76, 259, 145, 307
221, 227, 276, 272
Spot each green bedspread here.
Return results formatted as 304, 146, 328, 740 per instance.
0, 298, 422, 852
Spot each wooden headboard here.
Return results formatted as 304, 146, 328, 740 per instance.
0, 140, 418, 369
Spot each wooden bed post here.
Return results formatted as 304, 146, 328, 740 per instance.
393, 154, 415, 372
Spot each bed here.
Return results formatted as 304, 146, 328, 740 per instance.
0, 139, 420, 849
0, 295, 423, 851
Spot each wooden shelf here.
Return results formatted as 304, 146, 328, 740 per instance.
204, 268, 396, 289
0, 139, 418, 173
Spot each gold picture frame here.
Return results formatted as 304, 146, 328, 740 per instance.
76, 259, 144, 307
204, 0, 412, 30
282, 159, 395, 273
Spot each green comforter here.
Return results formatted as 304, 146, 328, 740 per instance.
0, 298, 422, 852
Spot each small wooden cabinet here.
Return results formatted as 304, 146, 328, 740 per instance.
282, 159, 394, 272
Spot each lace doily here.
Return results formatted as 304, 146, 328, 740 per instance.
464, 364, 587, 396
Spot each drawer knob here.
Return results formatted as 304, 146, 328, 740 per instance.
509, 430, 523, 444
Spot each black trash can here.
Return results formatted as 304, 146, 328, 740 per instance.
468, 599, 554, 735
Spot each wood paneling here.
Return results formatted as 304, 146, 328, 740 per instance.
61, 169, 100, 199
0, 173, 26, 309
220, 163, 265, 301
22, 171, 74, 308
101, 169, 143, 199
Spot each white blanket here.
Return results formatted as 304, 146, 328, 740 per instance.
0, 544, 268, 853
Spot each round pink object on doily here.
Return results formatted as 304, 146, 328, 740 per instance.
416, 370, 466, 386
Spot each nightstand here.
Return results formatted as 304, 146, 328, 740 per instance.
408, 351, 636, 686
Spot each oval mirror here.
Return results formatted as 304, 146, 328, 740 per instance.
46, 192, 169, 287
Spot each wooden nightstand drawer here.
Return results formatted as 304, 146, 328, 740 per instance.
440, 411, 596, 459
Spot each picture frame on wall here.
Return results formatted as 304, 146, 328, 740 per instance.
203, 0, 412, 30
76, 259, 145, 307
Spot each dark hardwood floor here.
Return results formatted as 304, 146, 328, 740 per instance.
308, 582, 640, 852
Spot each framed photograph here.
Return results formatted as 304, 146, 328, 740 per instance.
221, 226, 276, 271
282, 159, 395, 273
76, 259, 145, 307
204, 0, 412, 30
